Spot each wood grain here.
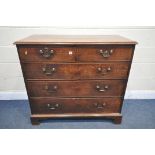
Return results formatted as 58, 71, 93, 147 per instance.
78, 45, 133, 62
15, 34, 136, 124
22, 62, 130, 80
26, 80, 127, 97
14, 35, 137, 45
18, 45, 134, 62
30, 113, 122, 125
30, 97, 122, 114
18, 46, 76, 62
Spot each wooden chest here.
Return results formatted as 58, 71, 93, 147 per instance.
14, 35, 137, 125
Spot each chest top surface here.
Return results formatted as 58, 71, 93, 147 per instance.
14, 35, 137, 45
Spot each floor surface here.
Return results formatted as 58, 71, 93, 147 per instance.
0, 100, 155, 129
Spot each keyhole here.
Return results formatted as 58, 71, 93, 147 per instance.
25, 51, 28, 55
69, 51, 73, 55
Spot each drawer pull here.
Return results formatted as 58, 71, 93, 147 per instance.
47, 103, 59, 110
99, 49, 113, 58
39, 47, 54, 58
45, 85, 58, 93
97, 67, 111, 75
94, 102, 106, 109
42, 66, 56, 75
96, 84, 109, 92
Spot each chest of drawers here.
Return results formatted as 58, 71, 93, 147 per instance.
15, 35, 137, 125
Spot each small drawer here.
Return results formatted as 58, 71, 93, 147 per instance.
26, 80, 126, 97
18, 46, 76, 62
30, 98, 122, 114
22, 62, 130, 80
78, 45, 133, 62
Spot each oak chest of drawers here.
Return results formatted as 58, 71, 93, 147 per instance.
15, 35, 137, 125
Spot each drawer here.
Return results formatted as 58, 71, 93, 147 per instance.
78, 45, 133, 62
22, 62, 130, 80
18, 45, 133, 62
26, 80, 126, 97
30, 98, 122, 114
18, 46, 76, 62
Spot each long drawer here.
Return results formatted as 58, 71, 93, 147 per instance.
26, 80, 126, 97
18, 45, 133, 62
22, 62, 130, 80
30, 97, 122, 114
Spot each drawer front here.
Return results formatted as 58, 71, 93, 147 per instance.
30, 98, 122, 114
18, 45, 133, 62
22, 62, 130, 80
23, 62, 130, 80
78, 46, 133, 61
18, 46, 76, 62
26, 80, 126, 97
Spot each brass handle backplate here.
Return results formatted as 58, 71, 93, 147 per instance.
47, 103, 59, 110
96, 84, 109, 92
42, 65, 56, 75
45, 85, 58, 93
39, 47, 54, 58
97, 67, 111, 75
99, 49, 113, 58
94, 102, 106, 109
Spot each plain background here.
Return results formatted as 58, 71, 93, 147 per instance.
0, 0, 155, 155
